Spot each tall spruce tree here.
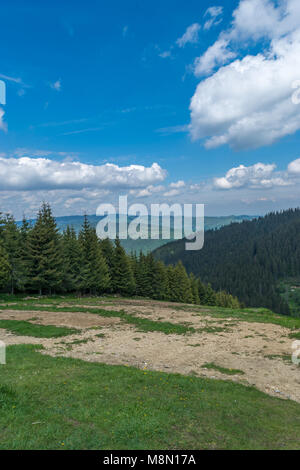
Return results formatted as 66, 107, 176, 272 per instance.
27, 203, 63, 295
2, 215, 25, 294
174, 262, 193, 303
197, 279, 207, 305
190, 273, 200, 305
0, 244, 10, 290
151, 259, 169, 300
79, 216, 110, 294
62, 226, 84, 292
112, 237, 136, 296
18, 216, 32, 289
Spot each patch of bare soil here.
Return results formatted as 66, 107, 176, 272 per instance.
0, 309, 119, 329
0, 301, 299, 403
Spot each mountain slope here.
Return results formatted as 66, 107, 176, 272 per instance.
153, 209, 300, 315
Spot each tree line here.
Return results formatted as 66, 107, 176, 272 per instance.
0, 202, 239, 308
153, 208, 300, 316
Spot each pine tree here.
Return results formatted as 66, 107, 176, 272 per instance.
2, 215, 25, 294
152, 259, 169, 300
79, 216, 110, 294
190, 273, 200, 304
112, 237, 136, 296
62, 226, 84, 292
18, 216, 32, 289
197, 279, 207, 305
167, 262, 193, 304
175, 262, 193, 303
204, 283, 217, 306
0, 244, 10, 289
99, 238, 115, 292
27, 203, 63, 295
166, 265, 177, 302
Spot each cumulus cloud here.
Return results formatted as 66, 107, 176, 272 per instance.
129, 185, 165, 198
204, 6, 223, 31
288, 158, 300, 174
214, 162, 291, 189
163, 189, 181, 197
176, 23, 201, 48
190, 0, 300, 150
169, 180, 185, 189
0, 156, 167, 191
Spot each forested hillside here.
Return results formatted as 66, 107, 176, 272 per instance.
154, 209, 300, 316
0, 203, 239, 309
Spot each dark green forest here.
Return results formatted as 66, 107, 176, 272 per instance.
0, 203, 239, 309
154, 208, 300, 316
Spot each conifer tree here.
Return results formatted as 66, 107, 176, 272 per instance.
112, 237, 135, 296
99, 238, 115, 271
175, 261, 193, 303
134, 252, 148, 297
2, 215, 25, 294
152, 259, 169, 300
27, 203, 63, 295
0, 244, 10, 289
18, 216, 32, 289
79, 216, 110, 294
197, 279, 207, 305
62, 226, 84, 292
190, 273, 200, 305
204, 283, 217, 306
99, 238, 115, 292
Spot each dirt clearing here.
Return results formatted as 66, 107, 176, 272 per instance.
0, 298, 299, 403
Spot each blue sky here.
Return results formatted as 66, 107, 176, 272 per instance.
1, 0, 300, 218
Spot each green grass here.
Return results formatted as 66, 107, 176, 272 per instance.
0, 303, 195, 335
0, 344, 300, 450
193, 306, 300, 330
289, 331, 300, 340
0, 320, 79, 338
198, 326, 230, 334
201, 363, 245, 376
1, 294, 300, 331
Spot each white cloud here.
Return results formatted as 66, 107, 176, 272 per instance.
176, 23, 201, 48
2, 156, 300, 218
169, 180, 185, 189
129, 185, 165, 198
0, 156, 167, 191
214, 162, 291, 189
190, 0, 300, 150
231, 0, 281, 40
288, 158, 300, 174
194, 38, 236, 76
50, 79, 62, 91
163, 189, 180, 197
204, 6, 223, 31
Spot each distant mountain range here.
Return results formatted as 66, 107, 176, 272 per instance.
18, 213, 256, 254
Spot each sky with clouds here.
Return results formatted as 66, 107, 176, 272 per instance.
1, 0, 300, 218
